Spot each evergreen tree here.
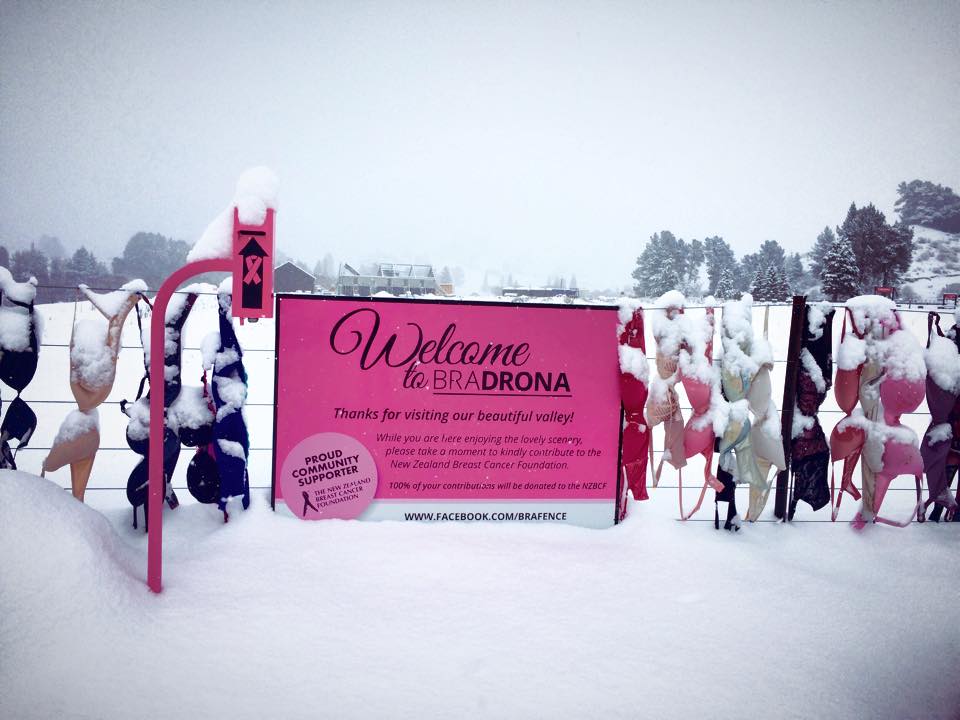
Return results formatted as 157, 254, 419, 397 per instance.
809, 226, 836, 280
785, 253, 806, 292
771, 266, 791, 300
820, 238, 860, 301
112, 232, 190, 289
714, 265, 735, 299
750, 267, 769, 301
703, 236, 737, 295
837, 203, 913, 290
895, 179, 960, 233
757, 240, 786, 272
631, 230, 702, 297
0, 245, 8, 269
68, 246, 108, 278
11, 243, 49, 284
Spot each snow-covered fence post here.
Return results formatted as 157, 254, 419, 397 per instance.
773, 295, 806, 520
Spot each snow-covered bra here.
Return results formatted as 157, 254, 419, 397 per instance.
920, 312, 960, 519
831, 299, 926, 528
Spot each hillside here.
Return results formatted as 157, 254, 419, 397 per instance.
901, 224, 960, 299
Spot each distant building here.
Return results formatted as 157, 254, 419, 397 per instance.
337, 262, 438, 296
502, 287, 580, 299
275, 261, 316, 293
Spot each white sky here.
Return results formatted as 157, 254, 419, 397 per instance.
1, 1, 958, 291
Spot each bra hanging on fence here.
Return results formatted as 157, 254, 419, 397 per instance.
0, 269, 40, 470
788, 302, 835, 519
920, 312, 960, 521
121, 282, 250, 528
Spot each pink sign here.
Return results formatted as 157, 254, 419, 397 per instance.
231, 207, 274, 320
272, 297, 624, 528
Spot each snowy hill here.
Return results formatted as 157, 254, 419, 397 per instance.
901, 224, 960, 299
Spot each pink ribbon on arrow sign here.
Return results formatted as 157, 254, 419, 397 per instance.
244, 256, 262, 284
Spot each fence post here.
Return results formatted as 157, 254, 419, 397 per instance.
773, 295, 806, 520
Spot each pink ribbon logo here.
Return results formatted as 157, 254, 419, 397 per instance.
244, 256, 262, 284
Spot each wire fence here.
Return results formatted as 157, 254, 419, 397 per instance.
5, 294, 953, 522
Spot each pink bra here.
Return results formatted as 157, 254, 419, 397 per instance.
831, 302, 926, 527
618, 306, 651, 514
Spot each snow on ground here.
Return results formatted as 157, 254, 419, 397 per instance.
2, 472, 958, 720
1, 297, 958, 719
902, 225, 960, 299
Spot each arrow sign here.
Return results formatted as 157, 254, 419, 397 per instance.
231, 207, 274, 320
238, 235, 268, 309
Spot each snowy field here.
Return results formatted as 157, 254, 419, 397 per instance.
1, 297, 959, 719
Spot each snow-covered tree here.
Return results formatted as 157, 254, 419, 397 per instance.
750, 267, 769, 301
895, 179, 960, 233
837, 203, 914, 291
11, 243, 48, 284
770, 265, 791, 301
785, 253, 807, 293
714, 265, 736, 299
703, 236, 737, 295
809, 226, 836, 280
820, 237, 860, 301
631, 230, 701, 297
68, 246, 108, 278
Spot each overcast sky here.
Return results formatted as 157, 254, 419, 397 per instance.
1, 1, 958, 291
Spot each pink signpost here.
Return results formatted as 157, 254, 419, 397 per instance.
147, 209, 274, 593
272, 296, 624, 528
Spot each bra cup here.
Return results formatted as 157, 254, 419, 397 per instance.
750, 422, 785, 470
881, 440, 923, 477
880, 376, 925, 421
830, 422, 864, 459
747, 368, 772, 417
683, 420, 713, 459
0, 349, 39, 392
834, 367, 862, 414
619, 372, 648, 411
680, 374, 711, 414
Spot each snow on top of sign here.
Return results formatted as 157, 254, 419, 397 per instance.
52, 408, 99, 446
186, 167, 279, 262
925, 332, 960, 393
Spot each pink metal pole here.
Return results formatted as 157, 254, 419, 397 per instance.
148, 259, 232, 593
